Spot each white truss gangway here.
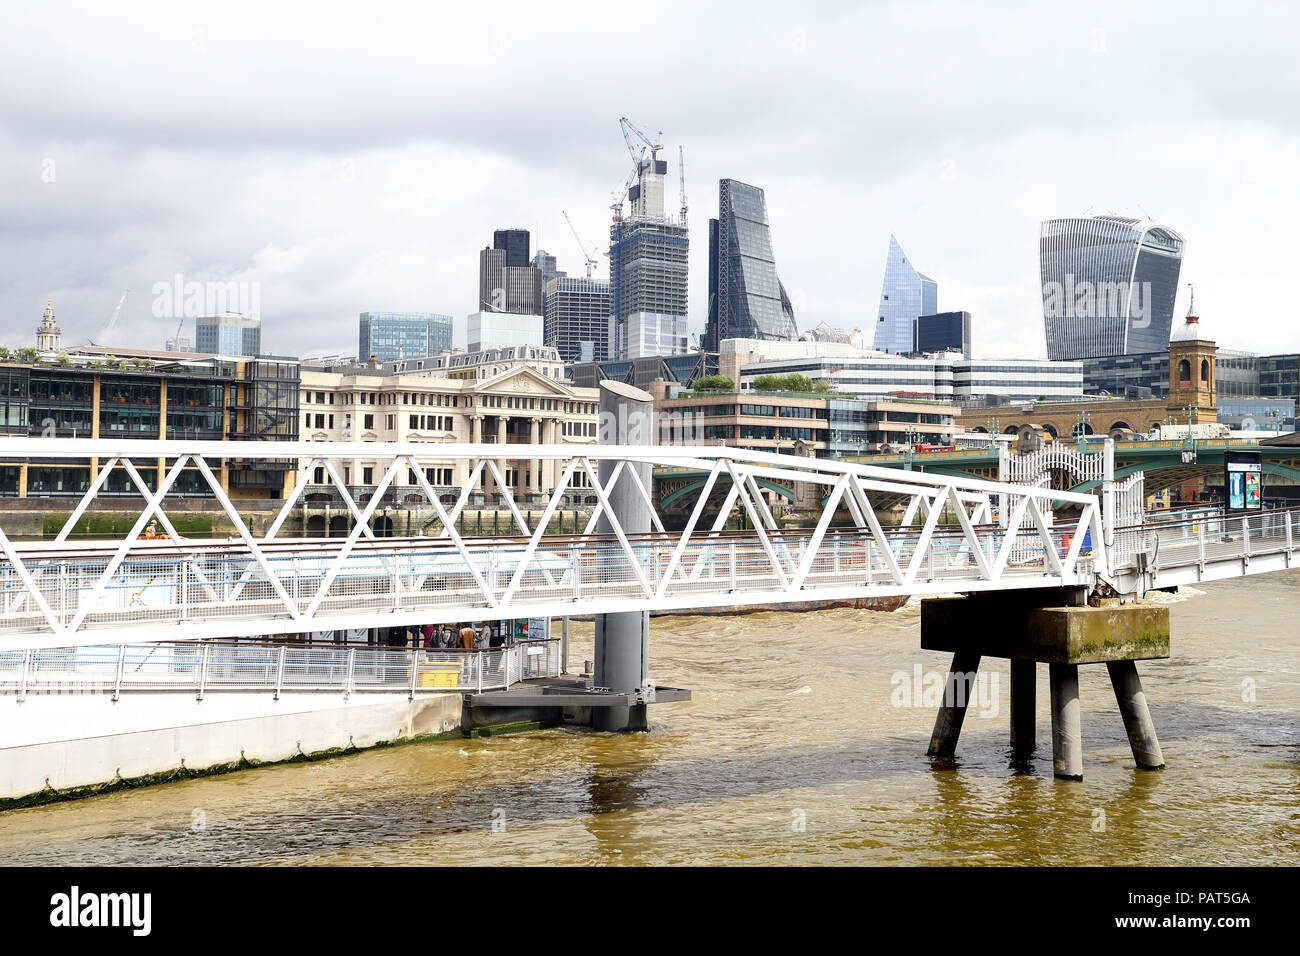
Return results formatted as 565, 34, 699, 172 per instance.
0, 439, 1296, 652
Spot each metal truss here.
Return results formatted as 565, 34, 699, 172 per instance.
0, 437, 1285, 652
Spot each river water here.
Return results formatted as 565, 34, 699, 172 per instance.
1, 572, 1297, 866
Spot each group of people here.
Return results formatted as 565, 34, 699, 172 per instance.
383, 622, 507, 651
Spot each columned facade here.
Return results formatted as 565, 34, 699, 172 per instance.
298, 364, 600, 501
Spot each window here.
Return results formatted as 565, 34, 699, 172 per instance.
363, 414, 374, 430
362, 467, 373, 484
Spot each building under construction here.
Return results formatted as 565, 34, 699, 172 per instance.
608, 119, 690, 360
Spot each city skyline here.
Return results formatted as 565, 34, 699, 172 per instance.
4, 3, 1298, 361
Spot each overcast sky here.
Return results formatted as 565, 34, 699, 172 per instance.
3, 1, 1298, 359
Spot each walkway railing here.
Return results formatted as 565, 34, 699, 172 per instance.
0, 438, 1107, 650
1113, 505, 1300, 578
0, 639, 562, 699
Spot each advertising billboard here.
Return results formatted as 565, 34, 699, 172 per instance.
1224, 451, 1263, 512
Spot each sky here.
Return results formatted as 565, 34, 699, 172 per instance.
3, 0, 1298, 360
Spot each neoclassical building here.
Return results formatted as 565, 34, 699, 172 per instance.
298, 359, 600, 501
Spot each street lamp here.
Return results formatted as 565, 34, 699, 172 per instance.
985, 415, 1000, 449
1075, 409, 1091, 444
1183, 403, 1199, 444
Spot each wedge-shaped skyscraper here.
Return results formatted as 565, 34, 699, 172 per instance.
1040, 215, 1184, 360
705, 179, 797, 352
873, 236, 936, 355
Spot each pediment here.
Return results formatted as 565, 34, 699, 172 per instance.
474, 364, 573, 397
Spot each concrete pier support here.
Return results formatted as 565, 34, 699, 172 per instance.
1009, 658, 1036, 758
1107, 660, 1165, 769
927, 651, 981, 757
592, 382, 655, 732
921, 590, 1169, 781
1048, 663, 1083, 781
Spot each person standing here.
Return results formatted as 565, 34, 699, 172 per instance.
457, 623, 477, 650
478, 623, 492, 649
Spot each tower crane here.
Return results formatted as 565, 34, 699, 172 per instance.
562, 210, 600, 280
90, 291, 128, 347
619, 116, 662, 172
678, 145, 688, 227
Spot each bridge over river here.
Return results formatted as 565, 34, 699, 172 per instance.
1, 426, 1297, 796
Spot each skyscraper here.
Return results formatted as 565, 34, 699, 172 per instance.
493, 228, 530, 267
609, 138, 689, 360
196, 313, 261, 356
358, 312, 453, 363
544, 276, 612, 364
1040, 215, 1185, 360
479, 229, 543, 314
704, 179, 797, 353
914, 311, 972, 358
873, 236, 936, 355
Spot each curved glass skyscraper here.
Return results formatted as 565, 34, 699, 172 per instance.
1040, 215, 1184, 360
705, 179, 797, 352
873, 236, 936, 355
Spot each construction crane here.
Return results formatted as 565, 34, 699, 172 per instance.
562, 210, 600, 280
678, 145, 688, 227
619, 116, 662, 172
170, 315, 188, 351
90, 291, 128, 347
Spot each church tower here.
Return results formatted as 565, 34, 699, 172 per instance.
35, 297, 63, 353
1166, 286, 1216, 420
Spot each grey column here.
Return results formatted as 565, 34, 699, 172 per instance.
1010, 658, 1036, 758
593, 381, 654, 732
1049, 663, 1084, 780
1107, 660, 1164, 770
927, 651, 981, 757
561, 615, 570, 675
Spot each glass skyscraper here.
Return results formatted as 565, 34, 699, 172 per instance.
704, 179, 797, 352
1040, 215, 1184, 360
873, 236, 936, 355
358, 312, 453, 363
195, 313, 261, 357
544, 276, 611, 363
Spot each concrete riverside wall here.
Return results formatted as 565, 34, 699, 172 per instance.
0, 689, 463, 801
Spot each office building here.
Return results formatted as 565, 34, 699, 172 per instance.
656, 389, 957, 457
532, 250, 563, 286
609, 140, 688, 359
0, 347, 299, 498
357, 312, 453, 364
196, 313, 261, 357
1039, 215, 1185, 360
914, 311, 971, 358
493, 229, 530, 267
568, 351, 719, 392
874, 236, 937, 355
544, 276, 612, 363
735, 343, 1083, 404
480, 230, 544, 314
704, 179, 797, 352
467, 311, 543, 353
612, 312, 689, 360
1260, 354, 1300, 404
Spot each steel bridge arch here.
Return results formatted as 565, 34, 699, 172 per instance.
659, 473, 795, 509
